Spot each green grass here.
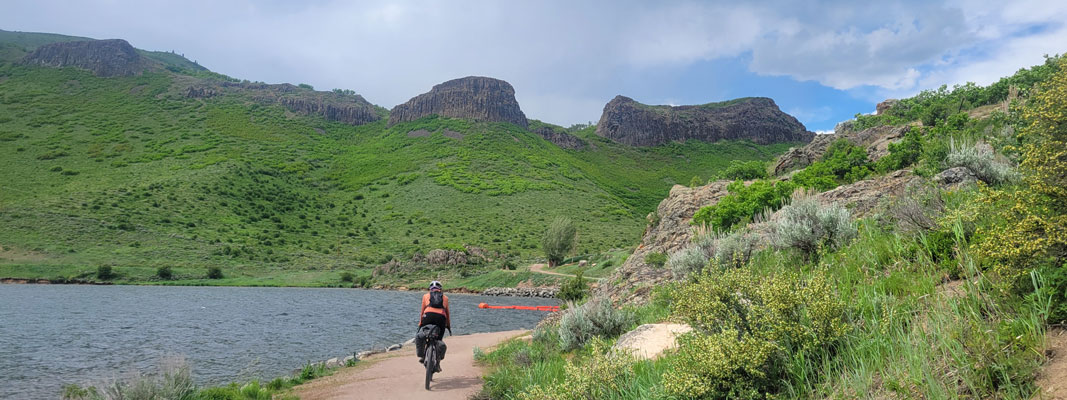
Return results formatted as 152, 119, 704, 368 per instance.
0, 59, 795, 287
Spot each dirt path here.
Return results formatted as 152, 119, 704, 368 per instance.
291, 330, 525, 400
1035, 327, 1067, 399
529, 263, 604, 280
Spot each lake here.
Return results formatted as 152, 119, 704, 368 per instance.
0, 284, 558, 399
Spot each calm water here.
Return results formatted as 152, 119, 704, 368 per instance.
0, 284, 557, 399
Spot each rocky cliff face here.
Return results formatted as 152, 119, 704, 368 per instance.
21, 39, 153, 77
184, 81, 382, 126
598, 181, 733, 303
595, 96, 814, 146
772, 124, 910, 175
389, 76, 528, 128
533, 127, 586, 150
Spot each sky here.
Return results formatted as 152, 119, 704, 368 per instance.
2, 0, 1065, 132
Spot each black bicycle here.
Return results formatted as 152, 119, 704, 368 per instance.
423, 330, 441, 390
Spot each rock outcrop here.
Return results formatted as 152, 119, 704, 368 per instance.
389, 76, 528, 128
594, 96, 814, 147
533, 126, 586, 149
772, 124, 910, 175
184, 81, 382, 126
598, 181, 733, 302
876, 99, 900, 115
815, 169, 920, 217
21, 39, 154, 77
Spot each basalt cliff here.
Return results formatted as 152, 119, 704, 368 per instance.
389, 76, 529, 128
21, 39, 154, 77
595, 96, 814, 146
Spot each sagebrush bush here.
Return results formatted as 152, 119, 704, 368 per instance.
69, 359, 196, 400
664, 268, 847, 399
558, 298, 633, 350
712, 229, 761, 268
668, 246, 708, 279
772, 192, 857, 258
945, 139, 1018, 185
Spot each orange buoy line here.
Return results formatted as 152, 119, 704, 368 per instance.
478, 302, 560, 311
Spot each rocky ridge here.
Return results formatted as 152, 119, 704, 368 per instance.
21, 39, 154, 77
533, 126, 586, 149
772, 124, 910, 175
595, 96, 814, 147
185, 81, 382, 126
599, 170, 923, 302
389, 76, 528, 128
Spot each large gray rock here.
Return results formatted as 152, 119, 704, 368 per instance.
594, 96, 814, 147
389, 76, 528, 128
934, 167, 978, 188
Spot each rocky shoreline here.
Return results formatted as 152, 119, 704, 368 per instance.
481, 287, 559, 298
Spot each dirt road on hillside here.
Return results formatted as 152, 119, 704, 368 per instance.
529, 263, 604, 280
292, 330, 525, 400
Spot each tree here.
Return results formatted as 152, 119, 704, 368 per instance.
542, 217, 577, 267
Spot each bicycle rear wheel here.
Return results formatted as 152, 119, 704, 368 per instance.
424, 340, 436, 390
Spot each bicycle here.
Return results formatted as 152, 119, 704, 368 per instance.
420, 326, 450, 390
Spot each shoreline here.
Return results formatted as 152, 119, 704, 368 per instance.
0, 277, 561, 297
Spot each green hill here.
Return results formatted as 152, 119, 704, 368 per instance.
0, 33, 800, 287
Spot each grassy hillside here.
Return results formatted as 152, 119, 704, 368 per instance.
0, 49, 797, 287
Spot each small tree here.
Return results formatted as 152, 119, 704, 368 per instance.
156, 266, 173, 280
96, 265, 114, 280
558, 271, 588, 302
542, 217, 577, 267
206, 267, 223, 279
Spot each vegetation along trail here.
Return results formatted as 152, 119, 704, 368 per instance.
292, 330, 526, 400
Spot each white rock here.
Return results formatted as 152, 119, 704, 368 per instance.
387, 344, 401, 351
612, 323, 693, 360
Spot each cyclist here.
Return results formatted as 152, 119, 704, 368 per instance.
416, 280, 450, 372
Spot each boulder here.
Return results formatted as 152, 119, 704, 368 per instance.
876, 99, 900, 115
815, 170, 920, 217
613, 323, 693, 360
594, 96, 814, 147
325, 357, 340, 368
934, 167, 978, 188
356, 350, 377, 360
342, 355, 355, 365
386, 344, 401, 352
389, 76, 528, 128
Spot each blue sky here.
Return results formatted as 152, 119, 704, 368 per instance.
3, 0, 1065, 131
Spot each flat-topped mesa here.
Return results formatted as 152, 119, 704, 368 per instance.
21, 39, 153, 77
595, 96, 814, 146
389, 76, 528, 128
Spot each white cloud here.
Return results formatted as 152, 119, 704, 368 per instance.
0, 0, 1063, 126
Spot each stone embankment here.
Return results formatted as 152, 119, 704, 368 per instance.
481, 287, 559, 298
298, 338, 416, 374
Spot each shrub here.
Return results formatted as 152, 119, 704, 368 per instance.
557, 271, 588, 302
542, 217, 577, 267
771, 192, 857, 259
944, 139, 1018, 185
96, 265, 114, 280
664, 268, 847, 399
792, 139, 871, 190
721, 160, 768, 180
156, 266, 173, 280
692, 179, 796, 231
517, 338, 636, 400
95, 359, 196, 400
339, 271, 354, 282
206, 267, 223, 279
558, 297, 633, 350
712, 229, 762, 268
668, 246, 708, 279
643, 251, 667, 268
875, 127, 924, 173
